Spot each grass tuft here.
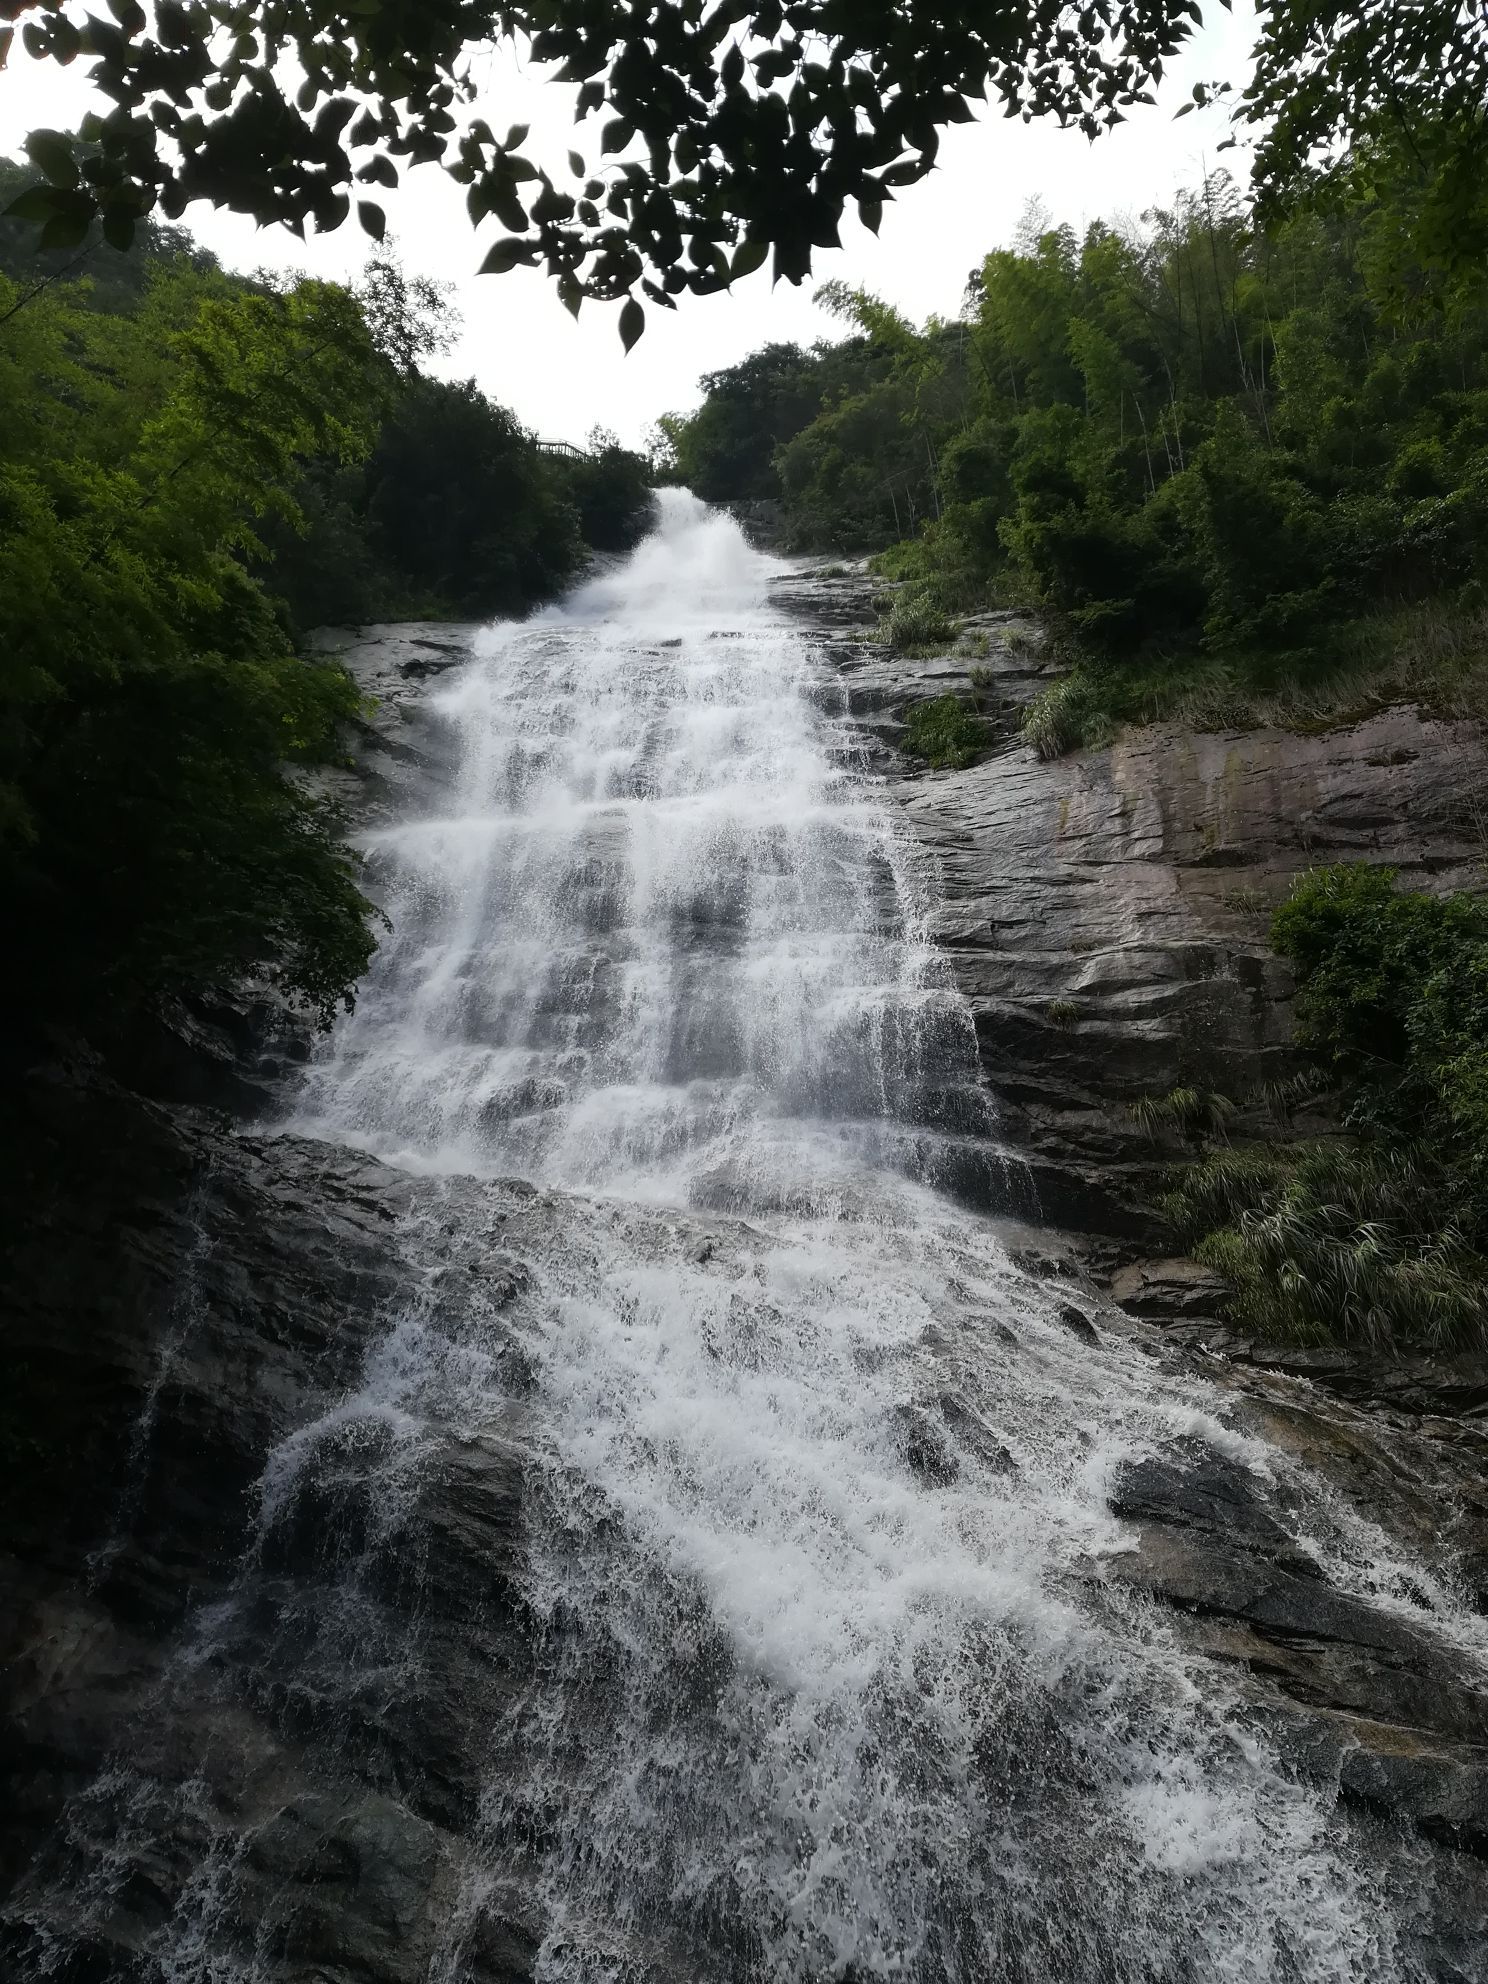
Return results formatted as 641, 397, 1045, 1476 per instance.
902, 695, 987, 769
1130, 1086, 1238, 1142
879, 594, 955, 651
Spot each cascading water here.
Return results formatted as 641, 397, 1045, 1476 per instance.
288, 488, 993, 1211
19, 492, 1485, 1982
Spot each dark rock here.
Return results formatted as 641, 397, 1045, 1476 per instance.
1104, 1443, 1488, 1843
0, 1065, 547, 1974
938, 1394, 1018, 1475
1110, 1257, 1232, 1322
890, 1403, 960, 1485
1054, 1302, 1101, 1345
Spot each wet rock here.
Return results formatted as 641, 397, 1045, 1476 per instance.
1105, 1443, 1488, 1848
241, 1794, 440, 1981
937, 1394, 1017, 1475
0, 1066, 546, 1973
1053, 1302, 1101, 1346
1110, 1257, 1233, 1322
890, 1403, 960, 1485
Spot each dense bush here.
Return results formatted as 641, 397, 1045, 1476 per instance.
1, 256, 387, 1034
259, 391, 654, 631
1168, 865, 1488, 1351
359, 378, 589, 620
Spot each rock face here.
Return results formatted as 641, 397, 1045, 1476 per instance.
307, 622, 476, 829
778, 567, 1488, 1261
6, 1065, 1488, 1980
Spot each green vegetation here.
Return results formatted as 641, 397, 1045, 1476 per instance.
1, 165, 651, 1044
1168, 866, 1488, 1352
880, 595, 955, 653
666, 146, 1488, 745
1131, 1088, 1239, 1144
901, 698, 985, 771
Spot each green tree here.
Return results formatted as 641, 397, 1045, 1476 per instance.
665, 344, 831, 504
360, 376, 586, 618
1, 257, 391, 1034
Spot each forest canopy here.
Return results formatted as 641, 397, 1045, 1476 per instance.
5, 3, 1488, 337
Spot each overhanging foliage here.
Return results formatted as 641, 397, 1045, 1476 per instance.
6, 3, 1488, 335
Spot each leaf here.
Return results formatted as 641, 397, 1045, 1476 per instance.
40, 205, 93, 251
25, 128, 80, 189
503, 124, 529, 150
357, 200, 386, 240
100, 206, 136, 251
491, 189, 528, 232
619, 296, 644, 351
601, 118, 634, 154
730, 237, 768, 279
479, 236, 531, 274
568, 150, 585, 178
3, 185, 66, 224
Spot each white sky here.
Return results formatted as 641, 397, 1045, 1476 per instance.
0, 7, 1257, 448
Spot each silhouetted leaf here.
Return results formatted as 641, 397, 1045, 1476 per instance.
479, 236, 532, 273
25, 128, 79, 187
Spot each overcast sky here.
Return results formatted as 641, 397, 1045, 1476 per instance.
1, 7, 1257, 448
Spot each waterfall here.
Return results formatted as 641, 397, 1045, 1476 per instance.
17, 492, 1480, 1982
278, 493, 1446, 1979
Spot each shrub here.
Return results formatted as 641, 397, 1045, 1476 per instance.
902, 696, 986, 769
1168, 1143, 1488, 1352
879, 591, 955, 651
1021, 673, 1114, 758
